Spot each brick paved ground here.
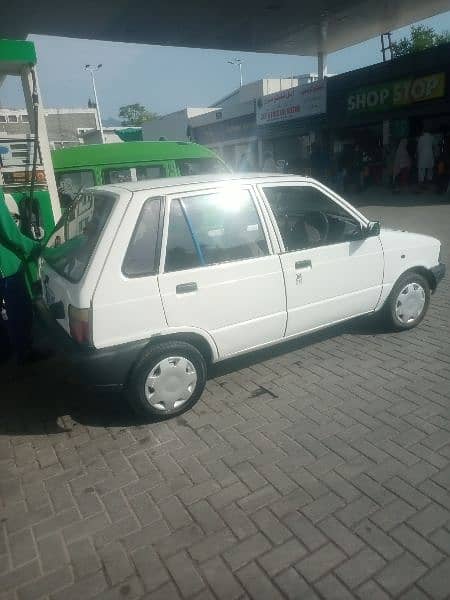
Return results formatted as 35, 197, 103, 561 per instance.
1, 192, 449, 600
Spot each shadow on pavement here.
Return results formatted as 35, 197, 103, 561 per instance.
0, 357, 145, 436
0, 313, 387, 437
211, 313, 385, 379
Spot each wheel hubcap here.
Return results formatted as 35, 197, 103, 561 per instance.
395, 282, 426, 325
144, 356, 197, 412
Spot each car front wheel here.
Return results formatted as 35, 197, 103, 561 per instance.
127, 341, 207, 419
384, 271, 430, 331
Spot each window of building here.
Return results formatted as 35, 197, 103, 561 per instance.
21, 114, 29, 122
165, 188, 268, 273
263, 185, 362, 251
8, 115, 18, 123
122, 198, 162, 277
0, 115, 7, 123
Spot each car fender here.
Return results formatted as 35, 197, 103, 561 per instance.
377, 228, 441, 308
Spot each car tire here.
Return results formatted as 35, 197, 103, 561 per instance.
127, 341, 207, 419
384, 271, 430, 331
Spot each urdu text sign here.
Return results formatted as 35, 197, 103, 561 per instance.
257, 81, 326, 126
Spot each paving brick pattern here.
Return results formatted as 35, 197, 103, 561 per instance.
1, 196, 449, 599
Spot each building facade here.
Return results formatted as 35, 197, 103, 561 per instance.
0, 107, 99, 149
190, 77, 321, 170
189, 45, 450, 184
326, 42, 450, 185
142, 108, 217, 142
81, 127, 123, 144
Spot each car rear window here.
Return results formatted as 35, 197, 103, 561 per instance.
55, 170, 95, 210
122, 198, 162, 277
43, 192, 115, 283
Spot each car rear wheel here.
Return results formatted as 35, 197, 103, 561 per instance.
127, 341, 207, 419
384, 272, 430, 331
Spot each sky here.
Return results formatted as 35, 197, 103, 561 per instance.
1, 11, 450, 123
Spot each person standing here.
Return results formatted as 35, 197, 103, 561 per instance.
393, 139, 412, 192
417, 129, 435, 189
0, 189, 43, 365
262, 151, 278, 172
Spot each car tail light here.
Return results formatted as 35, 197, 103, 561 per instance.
68, 305, 90, 345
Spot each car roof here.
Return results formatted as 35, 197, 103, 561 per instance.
90, 173, 312, 197
51, 140, 220, 169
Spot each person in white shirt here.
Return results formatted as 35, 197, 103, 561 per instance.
417, 129, 435, 186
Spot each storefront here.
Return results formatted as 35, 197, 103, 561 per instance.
191, 109, 258, 171
192, 44, 450, 183
327, 42, 450, 186
255, 81, 327, 173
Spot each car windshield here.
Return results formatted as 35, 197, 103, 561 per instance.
43, 192, 114, 282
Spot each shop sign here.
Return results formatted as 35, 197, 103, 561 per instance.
347, 72, 446, 113
256, 80, 326, 126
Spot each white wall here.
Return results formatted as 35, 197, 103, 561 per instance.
82, 129, 122, 144
216, 78, 302, 107
189, 100, 255, 128
143, 109, 188, 141
143, 108, 215, 141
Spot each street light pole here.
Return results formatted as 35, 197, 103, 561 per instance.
227, 59, 243, 88
85, 64, 105, 144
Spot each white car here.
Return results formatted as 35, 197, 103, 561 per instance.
38, 174, 445, 419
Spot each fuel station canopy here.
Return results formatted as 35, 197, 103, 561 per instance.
2, 0, 449, 55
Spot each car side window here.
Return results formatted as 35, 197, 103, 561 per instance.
103, 168, 134, 184
263, 185, 361, 252
164, 188, 268, 273
122, 198, 162, 277
165, 199, 201, 273
136, 165, 166, 180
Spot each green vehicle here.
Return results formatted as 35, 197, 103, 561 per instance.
52, 141, 230, 208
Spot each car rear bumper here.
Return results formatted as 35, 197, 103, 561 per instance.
35, 299, 146, 389
431, 262, 445, 288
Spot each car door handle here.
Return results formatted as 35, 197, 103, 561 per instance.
176, 282, 198, 294
295, 260, 312, 270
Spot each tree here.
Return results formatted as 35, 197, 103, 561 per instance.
118, 103, 158, 126
391, 25, 450, 58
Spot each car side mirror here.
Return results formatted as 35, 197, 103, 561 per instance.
365, 221, 380, 237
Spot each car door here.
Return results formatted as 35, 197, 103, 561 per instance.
259, 182, 384, 338
158, 185, 286, 358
